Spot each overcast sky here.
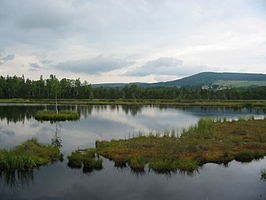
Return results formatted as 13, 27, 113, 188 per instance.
0, 0, 266, 83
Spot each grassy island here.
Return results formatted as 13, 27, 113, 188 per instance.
34, 110, 80, 121
0, 139, 62, 171
67, 149, 103, 172
70, 117, 266, 173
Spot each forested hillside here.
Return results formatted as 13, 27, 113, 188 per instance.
94, 72, 266, 88
0, 75, 266, 100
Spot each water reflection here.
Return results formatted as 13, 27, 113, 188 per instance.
0, 104, 264, 123
0, 104, 265, 199
0, 170, 34, 189
51, 123, 62, 148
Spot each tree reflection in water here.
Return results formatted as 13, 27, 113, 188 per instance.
51, 122, 62, 148
0, 170, 34, 190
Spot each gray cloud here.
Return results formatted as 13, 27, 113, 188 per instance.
0, 0, 266, 81
0, 54, 15, 64
40, 59, 52, 64
56, 56, 135, 74
17, 8, 71, 31
29, 63, 41, 71
1, 54, 15, 61
125, 57, 205, 77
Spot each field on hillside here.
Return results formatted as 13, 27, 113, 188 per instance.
215, 80, 266, 88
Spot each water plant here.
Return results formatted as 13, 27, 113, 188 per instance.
67, 149, 103, 172
129, 157, 146, 171
34, 110, 80, 121
0, 139, 62, 171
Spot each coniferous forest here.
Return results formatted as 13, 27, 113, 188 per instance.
0, 75, 266, 100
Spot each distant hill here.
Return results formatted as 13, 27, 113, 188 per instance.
92, 82, 149, 88
93, 72, 266, 88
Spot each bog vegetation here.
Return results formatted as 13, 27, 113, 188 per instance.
67, 149, 103, 172
0, 139, 62, 171
70, 117, 266, 173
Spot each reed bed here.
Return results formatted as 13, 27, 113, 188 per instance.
0, 139, 62, 171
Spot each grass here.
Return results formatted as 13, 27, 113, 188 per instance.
34, 110, 80, 121
86, 117, 266, 173
0, 139, 62, 171
129, 157, 146, 172
67, 149, 103, 172
215, 80, 266, 88
1, 98, 266, 108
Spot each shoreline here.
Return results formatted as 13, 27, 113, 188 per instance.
0, 99, 266, 108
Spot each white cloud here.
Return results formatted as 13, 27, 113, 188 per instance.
56, 56, 135, 75
0, 0, 265, 82
125, 57, 207, 76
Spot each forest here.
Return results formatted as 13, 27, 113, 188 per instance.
0, 75, 266, 100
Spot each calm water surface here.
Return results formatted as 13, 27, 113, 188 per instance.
0, 104, 265, 200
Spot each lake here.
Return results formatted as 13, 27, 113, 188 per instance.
0, 104, 265, 200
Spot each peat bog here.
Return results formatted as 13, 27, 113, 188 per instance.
70, 117, 266, 173
0, 104, 266, 200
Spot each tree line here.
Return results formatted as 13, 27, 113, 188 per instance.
0, 75, 265, 100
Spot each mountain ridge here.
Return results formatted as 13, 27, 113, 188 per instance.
92, 72, 266, 88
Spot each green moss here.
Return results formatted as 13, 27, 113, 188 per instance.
34, 110, 79, 121
129, 158, 146, 171
67, 149, 102, 172
0, 139, 62, 171
149, 159, 178, 173
235, 150, 264, 162
67, 151, 83, 168
148, 158, 198, 173
175, 158, 199, 171
114, 160, 127, 168
83, 159, 103, 170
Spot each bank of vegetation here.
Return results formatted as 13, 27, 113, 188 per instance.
70, 117, 266, 173
67, 149, 103, 172
0, 139, 62, 171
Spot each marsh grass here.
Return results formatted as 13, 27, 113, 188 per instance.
67, 149, 103, 172
129, 157, 146, 171
92, 117, 266, 173
0, 139, 62, 171
181, 118, 217, 139
34, 110, 79, 121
